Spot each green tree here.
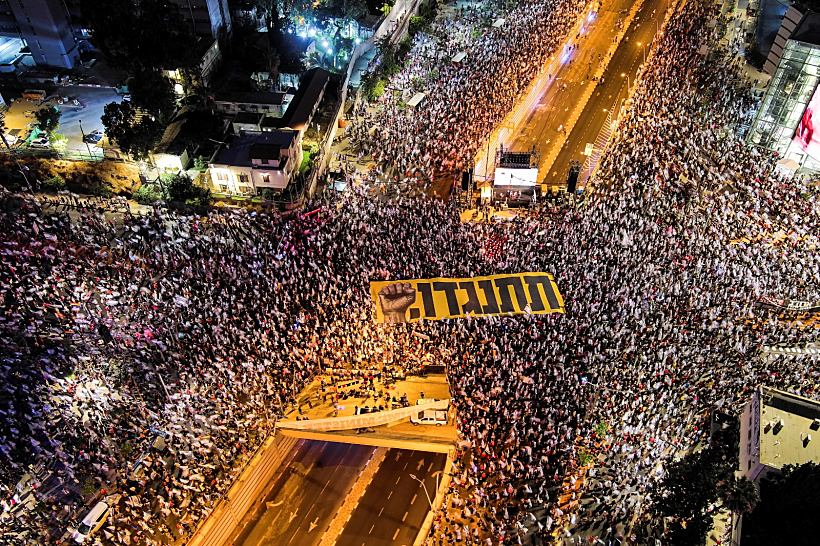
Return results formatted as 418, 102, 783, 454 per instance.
722, 474, 759, 515
35, 107, 61, 134
162, 173, 212, 205
742, 462, 820, 546
133, 184, 162, 204
81, 0, 197, 74
41, 175, 66, 191
127, 70, 177, 120
101, 101, 164, 161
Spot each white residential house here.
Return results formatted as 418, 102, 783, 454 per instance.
208, 130, 302, 196
213, 91, 290, 117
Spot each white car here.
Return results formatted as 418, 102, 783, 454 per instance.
411, 409, 448, 426
29, 137, 50, 149
74, 501, 109, 543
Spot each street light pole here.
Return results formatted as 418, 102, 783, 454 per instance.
621, 73, 630, 91
638, 42, 646, 64
78, 119, 92, 157
409, 473, 434, 510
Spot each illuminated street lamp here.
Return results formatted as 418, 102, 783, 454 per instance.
78, 118, 92, 157
409, 474, 434, 509
637, 42, 646, 64
621, 72, 630, 91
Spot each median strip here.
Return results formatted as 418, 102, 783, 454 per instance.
318, 446, 388, 546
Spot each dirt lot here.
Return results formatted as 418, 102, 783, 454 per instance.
3, 156, 141, 195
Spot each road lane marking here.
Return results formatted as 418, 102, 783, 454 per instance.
393, 528, 400, 540
369, 525, 375, 534
388, 490, 393, 499
411, 494, 417, 505
403, 463, 408, 470
402, 512, 408, 522
379, 507, 384, 517
427, 462, 433, 472
396, 476, 401, 484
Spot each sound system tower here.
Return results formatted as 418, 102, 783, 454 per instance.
566, 161, 580, 194
461, 169, 473, 191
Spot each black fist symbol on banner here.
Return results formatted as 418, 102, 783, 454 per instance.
378, 282, 417, 324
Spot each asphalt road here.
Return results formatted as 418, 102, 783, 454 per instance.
508, 0, 669, 188
336, 449, 446, 546
1, 86, 121, 156
236, 440, 376, 546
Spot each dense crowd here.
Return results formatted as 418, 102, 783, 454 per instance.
348, 0, 587, 181
3, 0, 820, 544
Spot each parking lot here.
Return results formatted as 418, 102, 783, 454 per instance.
2, 86, 124, 156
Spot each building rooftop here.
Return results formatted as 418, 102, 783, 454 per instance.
212, 130, 298, 169
759, 387, 820, 471
233, 112, 264, 125
791, 13, 820, 47
280, 67, 330, 132
215, 91, 287, 105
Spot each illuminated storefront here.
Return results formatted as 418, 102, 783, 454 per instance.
747, 14, 820, 169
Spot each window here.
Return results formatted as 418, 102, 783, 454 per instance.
261, 173, 270, 183
215, 171, 228, 181
238, 173, 249, 183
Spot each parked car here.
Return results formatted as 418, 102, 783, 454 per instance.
83, 131, 103, 144
29, 137, 50, 148
410, 409, 448, 426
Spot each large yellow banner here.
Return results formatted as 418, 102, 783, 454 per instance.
370, 273, 564, 324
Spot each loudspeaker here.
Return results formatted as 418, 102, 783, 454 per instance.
461, 170, 471, 191
566, 168, 579, 194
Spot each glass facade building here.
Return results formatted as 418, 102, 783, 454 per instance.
747, 38, 820, 168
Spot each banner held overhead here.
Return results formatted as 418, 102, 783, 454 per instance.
370, 272, 564, 324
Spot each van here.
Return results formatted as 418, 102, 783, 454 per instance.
74, 501, 109, 542
410, 409, 448, 426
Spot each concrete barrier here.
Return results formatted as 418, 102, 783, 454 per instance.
185, 433, 299, 546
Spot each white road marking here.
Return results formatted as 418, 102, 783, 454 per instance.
388, 490, 393, 499
379, 507, 384, 517
427, 462, 433, 472
393, 528, 400, 540
411, 494, 417, 505
395, 476, 401, 484
402, 512, 408, 522
369, 525, 375, 534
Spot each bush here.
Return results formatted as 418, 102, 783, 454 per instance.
408, 16, 425, 37
80, 477, 96, 497
120, 441, 135, 457
85, 177, 114, 197
133, 184, 162, 204
594, 420, 610, 436
362, 73, 388, 102
49, 133, 68, 154
578, 447, 594, 466
258, 187, 277, 200
41, 175, 66, 192
163, 173, 212, 206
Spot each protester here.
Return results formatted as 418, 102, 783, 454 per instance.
2, 0, 820, 544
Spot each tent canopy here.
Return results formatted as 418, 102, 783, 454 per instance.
407, 92, 426, 108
